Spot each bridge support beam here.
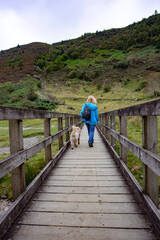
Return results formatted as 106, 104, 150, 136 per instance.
142, 116, 159, 207
9, 119, 26, 201
44, 118, 52, 164
119, 116, 128, 164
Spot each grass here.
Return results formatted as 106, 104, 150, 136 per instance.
0, 82, 159, 200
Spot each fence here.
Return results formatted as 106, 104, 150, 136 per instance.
97, 99, 160, 233
0, 106, 81, 201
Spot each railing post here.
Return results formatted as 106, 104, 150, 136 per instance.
58, 117, 63, 149
119, 116, 128, 164
70, 117, 74, 135
106, 116, 110, 141
142, 116, 159, 206
65, 117, 70, 141
44, 118, 52, 164
102, 115, 106, 135
9, 119, 26, 200
110, 116, 116, 149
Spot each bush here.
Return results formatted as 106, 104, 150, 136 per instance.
97, 84, 102, 90
123, 78, 131, 85
135, 81, 147, 91
26, 85, 38, 101
68, 70, 77, 78
104, 85, 111, 92
34, 99, 56, 110
113, 61, 128, 69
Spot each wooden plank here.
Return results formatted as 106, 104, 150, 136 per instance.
101, 99, 160, 116
9, 119, 26, 200
5, 225, 157, 240
0, 141, 69, 239
47, 175, 124, 181
38, 186, 131, 194
25, 201, 143, 214
16, 212, 151, 229
44, 118, 52, 164
0, 105, 80, 120
32, 193, 136, 203
42, 179, 127, 187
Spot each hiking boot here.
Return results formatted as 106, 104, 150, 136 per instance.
89, 143, 93, 147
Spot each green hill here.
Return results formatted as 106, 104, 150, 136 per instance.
0, 13, 160, 113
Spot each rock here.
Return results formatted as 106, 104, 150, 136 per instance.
131, 165, 141, 172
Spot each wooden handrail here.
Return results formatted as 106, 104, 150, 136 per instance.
0, 105, 81, 200
98, 99, 160, 208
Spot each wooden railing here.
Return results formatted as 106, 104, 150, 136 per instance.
0, 106, 81, 200
97, 99, 160, 233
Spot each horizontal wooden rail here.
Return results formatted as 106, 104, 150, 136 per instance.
0, 123, 81, 179
0, 105, 82, 201
97, 99, 160, 235
99, 122, 160, 176
0, 105, 80, 120
99, 99, 160, 117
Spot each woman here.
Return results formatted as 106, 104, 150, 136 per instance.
81, 95, 98, 147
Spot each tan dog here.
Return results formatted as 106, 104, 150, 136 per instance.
70, 126, 81, 149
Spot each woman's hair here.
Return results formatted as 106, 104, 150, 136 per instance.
87, 95, 97, 104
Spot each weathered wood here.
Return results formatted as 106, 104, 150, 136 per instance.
2, 127, 158, 239
0, 127, 72, 179
17, 212, 151, 229
44, 118, 52, 164
26, 201, 142, 214
0, 141, 70, 239
105, 116, 110, 141
100, 99, 160, 117
119, 116, 128, 164
110, 116, 116, 149
97, 124, 160, 236
58, 117, 63, 149
142, 116, 159, 207
65, 117, 70, 141
9, 120, 26, 200
5, 225, 157, 240
33, 192, 136, 203
99, 122, 160, 176
0, 105, 80, 120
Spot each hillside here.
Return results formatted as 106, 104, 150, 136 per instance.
0, 13, 160, 113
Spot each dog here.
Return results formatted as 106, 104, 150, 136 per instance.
70, 126, 81, 149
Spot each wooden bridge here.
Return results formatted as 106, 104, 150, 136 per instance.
0, 99, 160, 239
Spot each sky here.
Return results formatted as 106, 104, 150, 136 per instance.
0, 0, 159, 51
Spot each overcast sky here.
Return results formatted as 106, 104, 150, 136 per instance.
0, 0, 159, 51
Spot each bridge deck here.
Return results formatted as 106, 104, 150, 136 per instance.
4, 127, 157, 239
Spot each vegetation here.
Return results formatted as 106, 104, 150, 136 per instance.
0, 13, 160, 200
0, 78, 56, 110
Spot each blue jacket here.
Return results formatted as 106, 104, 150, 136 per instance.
81, 103, 98, 125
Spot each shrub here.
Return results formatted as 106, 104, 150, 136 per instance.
97, 84, 102, 90
113, 61, 128, 69
94, 70, 100, 77
34, 99, 56, 110
123, 78, 131, 85
104, 85, 111, 92
135, 81, 147, 91
68, 70, 77, 78
26, 85, 38, 101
